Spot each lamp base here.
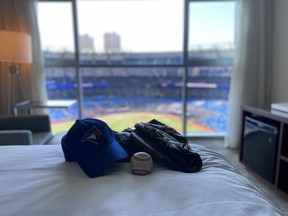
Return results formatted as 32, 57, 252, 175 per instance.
9, 63, 25, 114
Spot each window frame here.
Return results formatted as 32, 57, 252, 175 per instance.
38, 0, 234, 136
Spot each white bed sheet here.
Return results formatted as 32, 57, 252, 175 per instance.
0, 144, 282, 216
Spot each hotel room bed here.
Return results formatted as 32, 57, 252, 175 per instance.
0, 143, 283, 216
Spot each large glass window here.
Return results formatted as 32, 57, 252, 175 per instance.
37, 0, 234, 136
77, 0, 184, 65
186, 66, 231, 134
38, 2, 75, 61
188, 1, 234, 61
81, 67, 183, 131
44, 67, 79, 133
185, 1, 234, 135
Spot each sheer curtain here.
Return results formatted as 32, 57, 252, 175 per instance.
0, 0, 47, 115
225, 0, 273, 148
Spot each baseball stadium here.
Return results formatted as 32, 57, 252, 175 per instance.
45, 51, 231, 135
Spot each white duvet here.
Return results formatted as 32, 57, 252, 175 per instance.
0, 144, 283, 216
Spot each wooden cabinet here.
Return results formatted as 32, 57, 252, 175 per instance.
240, 105, 288, 199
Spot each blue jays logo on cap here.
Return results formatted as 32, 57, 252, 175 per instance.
81, 126, 102, 145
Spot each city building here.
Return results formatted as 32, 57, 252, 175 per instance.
104, 32, 121, 53
79, 34, 95, 53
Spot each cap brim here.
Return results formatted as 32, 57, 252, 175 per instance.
77, 139, 128, 178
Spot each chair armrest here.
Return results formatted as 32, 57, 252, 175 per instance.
45, 131, 66, 145
0, 130, 33, 145
0, 115, 51, 133
33, 132, 53, 145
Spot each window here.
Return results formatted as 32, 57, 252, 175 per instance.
37, 0, 234, 135
38, 2, 75, 61
77, 0, 183, 65
80, 67, 183, 131
185, 1, 234, 134
44, 67, 79, 132
188, 1, 234, 60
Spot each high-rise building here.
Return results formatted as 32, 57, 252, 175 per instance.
104, 32, 121, 53
79, 34, 95, 52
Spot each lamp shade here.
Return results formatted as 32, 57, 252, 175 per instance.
0, 30, 32, 63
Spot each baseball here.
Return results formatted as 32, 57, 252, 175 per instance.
130, 152, 153, 175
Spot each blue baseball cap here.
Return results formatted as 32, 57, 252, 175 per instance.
61, 118, 128, 178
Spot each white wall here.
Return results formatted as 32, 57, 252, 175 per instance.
272, 0, 288, 102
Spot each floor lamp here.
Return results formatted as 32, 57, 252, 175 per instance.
0, 30, 32, 113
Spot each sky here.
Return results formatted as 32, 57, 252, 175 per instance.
37, 0, 234, 53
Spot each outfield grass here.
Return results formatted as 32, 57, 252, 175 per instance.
51, 112, 213, 134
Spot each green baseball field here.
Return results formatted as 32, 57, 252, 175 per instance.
51, 112, 214, 134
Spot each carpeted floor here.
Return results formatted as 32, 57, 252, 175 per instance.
189, 137, 288, 215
